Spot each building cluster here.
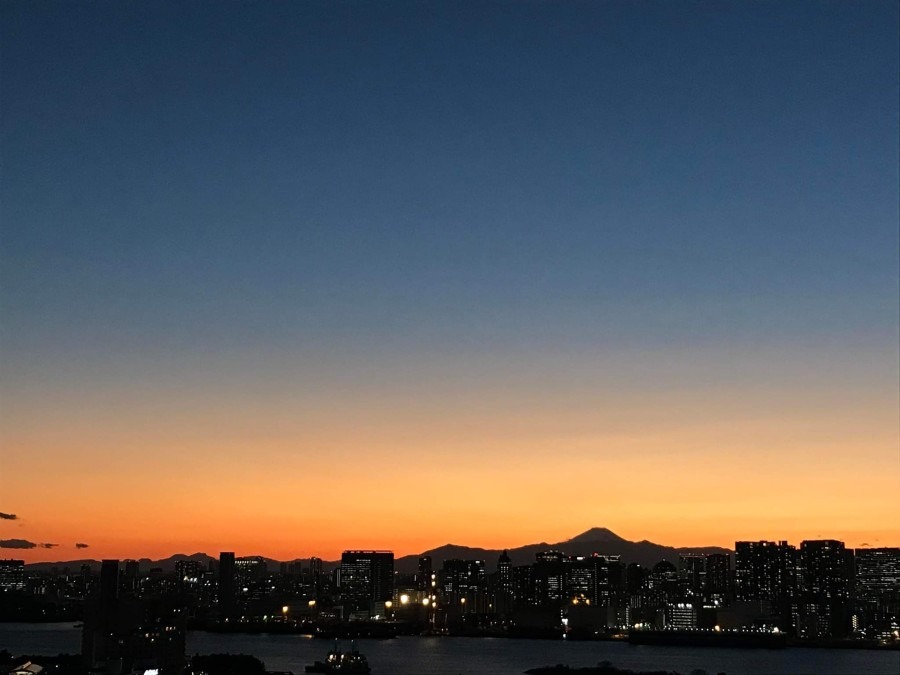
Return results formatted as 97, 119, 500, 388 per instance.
209, 541, 899, 641
388, 544, 895, 642
0, 537, 897, 670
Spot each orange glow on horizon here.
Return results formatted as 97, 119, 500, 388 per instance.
3, 347, 898, 564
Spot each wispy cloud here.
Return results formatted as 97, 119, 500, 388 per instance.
0, 512, 18, 520
0, 538, 36, 549
75, 543, 90, 549
39, 543, 59, 549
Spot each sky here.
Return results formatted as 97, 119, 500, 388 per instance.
1, 1, 898, 563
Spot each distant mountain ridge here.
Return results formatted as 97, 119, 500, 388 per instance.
392, 527, 732, 573
24, 528, 731, 572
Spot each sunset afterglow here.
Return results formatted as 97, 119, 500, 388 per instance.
2, 2, 898, 565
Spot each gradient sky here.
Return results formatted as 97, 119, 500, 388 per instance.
1, 1, 898, 563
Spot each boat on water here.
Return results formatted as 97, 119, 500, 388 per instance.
305, 640, 371, 673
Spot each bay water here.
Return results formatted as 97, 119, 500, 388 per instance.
2, 623, 898, 675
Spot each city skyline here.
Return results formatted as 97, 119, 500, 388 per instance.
2, 2, 898, 564
2, 525, 895, 569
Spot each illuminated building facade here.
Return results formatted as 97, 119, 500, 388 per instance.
799, 540, 851, 638
0, 559, 25, 592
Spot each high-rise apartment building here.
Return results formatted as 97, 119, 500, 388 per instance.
799, 540, 851, 638
854, 547, 900, 630
854, 548, 900, 600
735, 541, 797, 606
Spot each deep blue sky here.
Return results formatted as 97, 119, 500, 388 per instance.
4, 1, 897, 364
1, 2, 899, 554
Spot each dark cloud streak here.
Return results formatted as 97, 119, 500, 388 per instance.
0, 538, 36, 549
75, 543, 90, 549
0, 512, 18, 520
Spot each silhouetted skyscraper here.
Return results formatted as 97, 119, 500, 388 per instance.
123, 559, 140, 594
99, 559, 119, 606
218, 552, 236, 618
416, 555, 433, 595
704, 553, 730, 602
678, 554, 707, 599
496, 550, 513, 612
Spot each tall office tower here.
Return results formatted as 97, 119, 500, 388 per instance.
417, 556, 433, 597
678, 554, 707, 600
309, 556, 324, 597
122, 559, 140, 594
566, 556, 596, 604
513, 564, 535, 607
704, 553, 730, 603
626, 563, 648, 595
340, 551, 394, 612
566, 555, 616, 606
0, 559, 25, 592
99, 559, 119, 606
218, 552, 236, 618
83, 560, 118, 671
533, 550, 566, 606
648, 560, 679, 608
495, 550, 513, 612
440, 559, 486, 611
175, 559, 202, 593
80, 563, 92, 596
607, 558, 626, 607
799, 540, 851, 638
235, 556, 267, 585
854, 548, 900, 628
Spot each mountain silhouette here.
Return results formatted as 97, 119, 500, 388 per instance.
394, 527, 731, 572
565, 527, 628, 544
24, 528, 731, 573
